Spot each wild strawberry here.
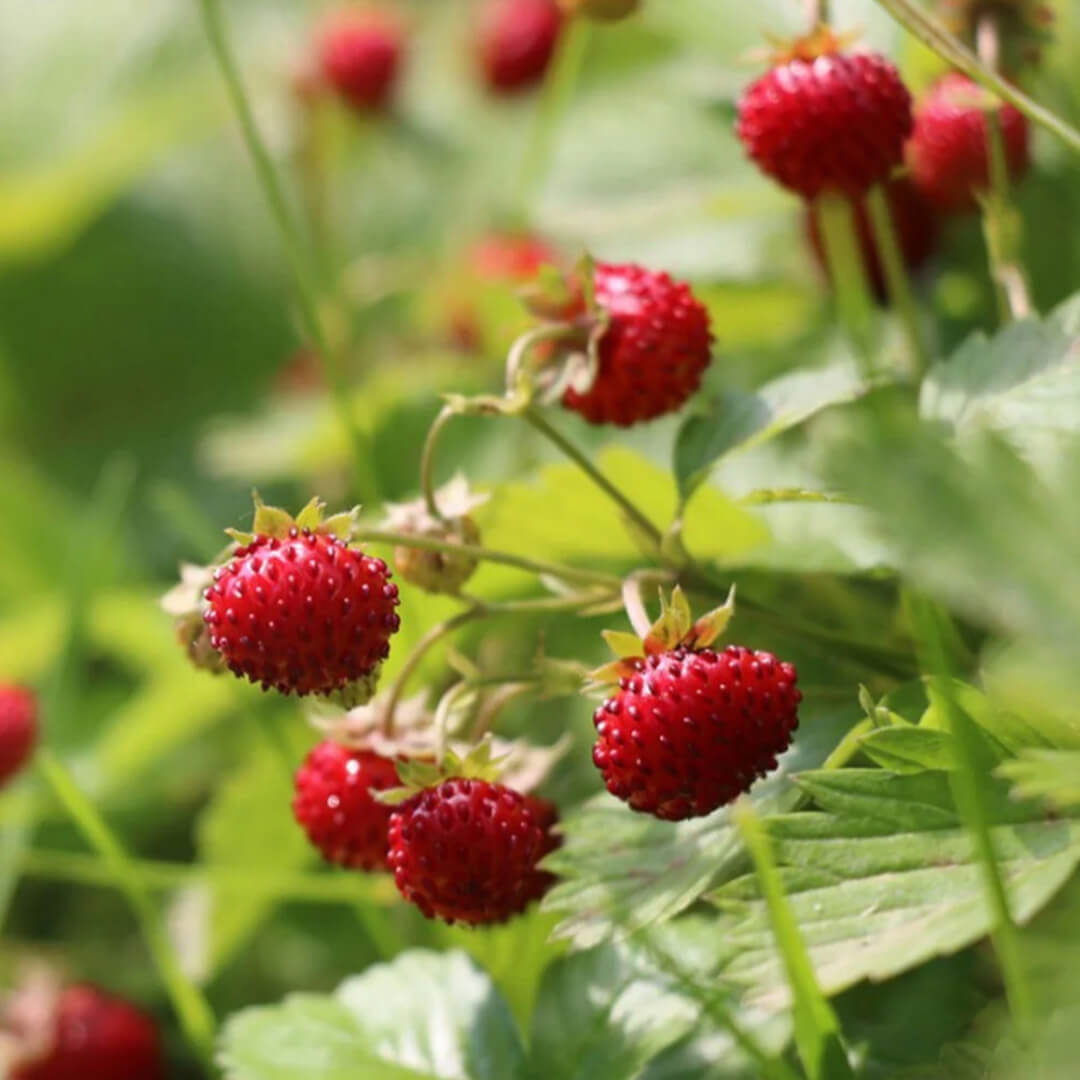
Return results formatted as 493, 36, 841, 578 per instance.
0, 685, 37, 788
203, 499, 400, 699
805, 177, 938, 301
318, 9, 405, 112
292, 741, 400, 870
594, 645, 800, 820
559, 262, 713, 426
559, 0, 640, 19
10, 984, 163, 1080
382, 476, 489, 595
387, 778, 551, 924
736, 35, 913, 200
477, 0, 563, 95
468, 231, 558, 280
906, 72, 1030, 213
589, 587, 799, 820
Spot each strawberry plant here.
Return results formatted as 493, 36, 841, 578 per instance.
5, 0, 1080, 1078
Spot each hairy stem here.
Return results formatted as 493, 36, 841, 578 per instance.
196, 0, 373, 501
355, 527, 622, 588
36, 751, 217, 1068
872, 0, 1080, 155
420, 404, 457, 519
521, 406, 663, 550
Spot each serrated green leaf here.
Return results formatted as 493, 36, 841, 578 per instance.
675, 358, 869, 501
219, 950, 525, 1080
706, 770, 1080, 1009
529, 943, 700, 1080
858, 728, 960, 773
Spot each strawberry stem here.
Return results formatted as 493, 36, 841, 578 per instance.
872, 0, 1080, 156
865, 183, 931, 377
521, 405, 664, 551
815, 192, 877, 369
35, 750, 217, 1070
976, 14, 1033, 324
419, 404, 457, 520
354, 527, 622, 588
196, 0, 375, 504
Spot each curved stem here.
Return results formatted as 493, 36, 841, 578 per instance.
355, 527, 622, 588
866, 183, 930, 377
420, 404, 457, 519
521, 405, 663, 550
621, 574, 655, 638
505, 323, 578, 394
196, 0, 373, 501
515, 16, 591, 219
36, 751, 216, 1069
382, 607, 485, 735
872, 0, 1080, 155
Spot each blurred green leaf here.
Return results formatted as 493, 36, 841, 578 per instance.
998, 749, 1080, 811
220, 950, 525, 1080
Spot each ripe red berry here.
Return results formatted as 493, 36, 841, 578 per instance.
521, 794, 561, 903
906, 72, 1030, 214
561, 262, 713, 426
11, 984, 163, 1080
805, 177, 938, 301
592, 644, 800, 821
477, 0, 563, 95
737, 50, 913, 200
292, 741, 400, 870
387, 778, 551, 924
318, 9, 404, 112
0, 685, 37, 788
203, 530, 400, 697
468, 232, 558, 280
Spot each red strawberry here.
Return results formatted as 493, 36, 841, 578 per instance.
737, 46, 913, 200
477, 0, 563, 95
593, 644, 800, 820
292, 741, 400, 870
11, 984, 163, 1080
0, 685, 37, 788
521, 794, 561, 902
203, 528, 400, 698
906, 72, 1030, 214
805, 176, 938, 301
469, 232, 558, 280
387, 778, 551, 924
560, 262, 713, 426
318, 9, 405, 112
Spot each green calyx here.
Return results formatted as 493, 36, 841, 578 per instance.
225, 491, 360, 547
375, 737, 507, 806
590, 585, 737, 686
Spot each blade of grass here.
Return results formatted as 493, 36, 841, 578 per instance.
906, 594, 1035, 1042
36, 750, 217, 1069
733, 799, 855, 1080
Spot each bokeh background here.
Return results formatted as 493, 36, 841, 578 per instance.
5, 1, 1080, 1076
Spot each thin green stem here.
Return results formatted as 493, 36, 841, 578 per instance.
196, 0, 372, 501
816, 193, 876, 369
420, 404, 457, 519
355, 527, 622, 588
382, 608, 486, 734
908, 596, 1035, 1042
872, 0, 1080, 155
734, 800, 855, 1080
865, 183, 930, 377
18, 847, 396, 905
521, 405, 663, 550
515, 16, 591, 218
976, 14, 1032, 323
36, 751, 217, 1068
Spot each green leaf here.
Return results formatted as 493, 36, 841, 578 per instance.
528, 943, 700, 1080
219, 950, 526, 1080
998, 749, 1080, 810
675, 358, 869, 501
542, 701, 860, 948
858, 727, 962, 773
919, 316, 1080, 467
194, 737, 314, 975
708, 770, 1080, 1008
